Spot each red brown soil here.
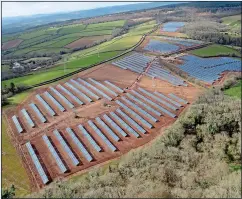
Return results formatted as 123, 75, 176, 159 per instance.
2, 39, 23, 50
5, 61, 202, 190
65, 35, 111, 49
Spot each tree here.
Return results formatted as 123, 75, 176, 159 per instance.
9, 82, 15, 94
2, 185, 15, 199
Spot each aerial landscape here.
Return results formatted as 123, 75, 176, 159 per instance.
1, 1, 241, 198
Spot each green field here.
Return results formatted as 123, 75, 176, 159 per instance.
190, 44, 241, 57
222, 14, 241, 27
2, 51, 122, 87
3, 20, 126, 56
224, 80, 241, 98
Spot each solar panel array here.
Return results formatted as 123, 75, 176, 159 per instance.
50, 87, 74, 109
95, 117, 120, 141
21, 109, 35, 128
88, 120, 117, 152
104, 81, 124, 93
78, 78, 112, 101
162, 22, 185, 32
116, 100, 153, 129
54, 130, 79, 166
112, 52, 187, 87
144, 40, 180, 54
42, 134, 67, 173
57, 84, 84, 105
12, 115, 23, 133
25, 142, 49, 184
178, 55, 241, 83
44, 91, 65, 112
20, 84, 191, 185
78, 124, 102, 152
36, 94, 56, 116
29, 103, 46, 123
66, 127, 93, 162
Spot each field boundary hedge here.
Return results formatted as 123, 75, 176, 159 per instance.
27, 25, 159, 88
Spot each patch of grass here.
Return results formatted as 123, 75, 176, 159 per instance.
1, 65, 11, 72
224, 80, 241, 98
222, 15, 241, 27
58, 23, 86, 34
1, 51, 121, 87
190, 44, 241, 57
2, 114, 31, 197
86, 20, 126, 29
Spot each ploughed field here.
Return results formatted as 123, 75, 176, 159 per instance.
6, 53, 201, 189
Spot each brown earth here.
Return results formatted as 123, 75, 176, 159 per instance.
65, 35, 111, 49
6, 61, 202, 190
2, 39, 23, 50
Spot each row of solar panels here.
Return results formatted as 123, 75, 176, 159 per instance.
144, 40, 180, 54
112, 52, 187, 87
178, 55, 241, 83
25, 88, 188, 184
12, 79, 124, 133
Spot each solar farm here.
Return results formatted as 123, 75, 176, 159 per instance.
177, 55, 241, 84
112, 52, 187, 86
162, 22, 185, 32
6, 58, 200, 188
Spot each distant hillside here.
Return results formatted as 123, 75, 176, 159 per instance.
2, 2, 181, 34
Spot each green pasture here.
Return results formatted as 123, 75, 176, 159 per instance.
86, 20, 126, 29
189, 44, 241, 57
224, 80, 241, 99
58, 24, 86, 34
2, 51, 121, 87
222, 14, 241, 27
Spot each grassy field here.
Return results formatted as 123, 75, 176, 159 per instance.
3, 20, 126, 55
2, 20, 156, 87
2, 51, 122, 87
2, 90, 33, 197
190, 44, 241, 57
224, 80, 241, 98
222, 14, 241, 27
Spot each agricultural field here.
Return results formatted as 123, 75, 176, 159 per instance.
222, 14, 241, 35
2, 19, 126, 56
189, 44, 241, 57
224, 80, 241, 98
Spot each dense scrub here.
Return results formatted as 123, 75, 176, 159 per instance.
30, 86, 241, 198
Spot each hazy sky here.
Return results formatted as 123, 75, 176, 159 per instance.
2, 1, 147, 18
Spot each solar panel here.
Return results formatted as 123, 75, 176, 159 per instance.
103, 114, 127, 137
154, 92, 182, 107
21, 109, 35, 128
36, 94, 56, 116
168, 93, 188, 104
116, 108, 146, 134
138, 87, 178, 111
104, 81, 124, 93
12, 115, 23, 133
66, 128, 93, 162
121, 97, 158, 123
44, 92, 65, 112
88, 120, 117, 152
110, 111, 140, 138
116, 100, 153, 129
57, 84, 84, 105
70, 79, 100, 100
88, 78, 118, 97
25, 142, 49, 184
29, 103, 46, 123
95, 117, 120, 141
65, 82, 92, 102
42, 134, 67, 173
131, 90, 176, 118
126, 93, 161, 117
53, 130, 79, 166
50, 87, 74, 108
78, 124, 102, 152
78, 78, 112, 101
